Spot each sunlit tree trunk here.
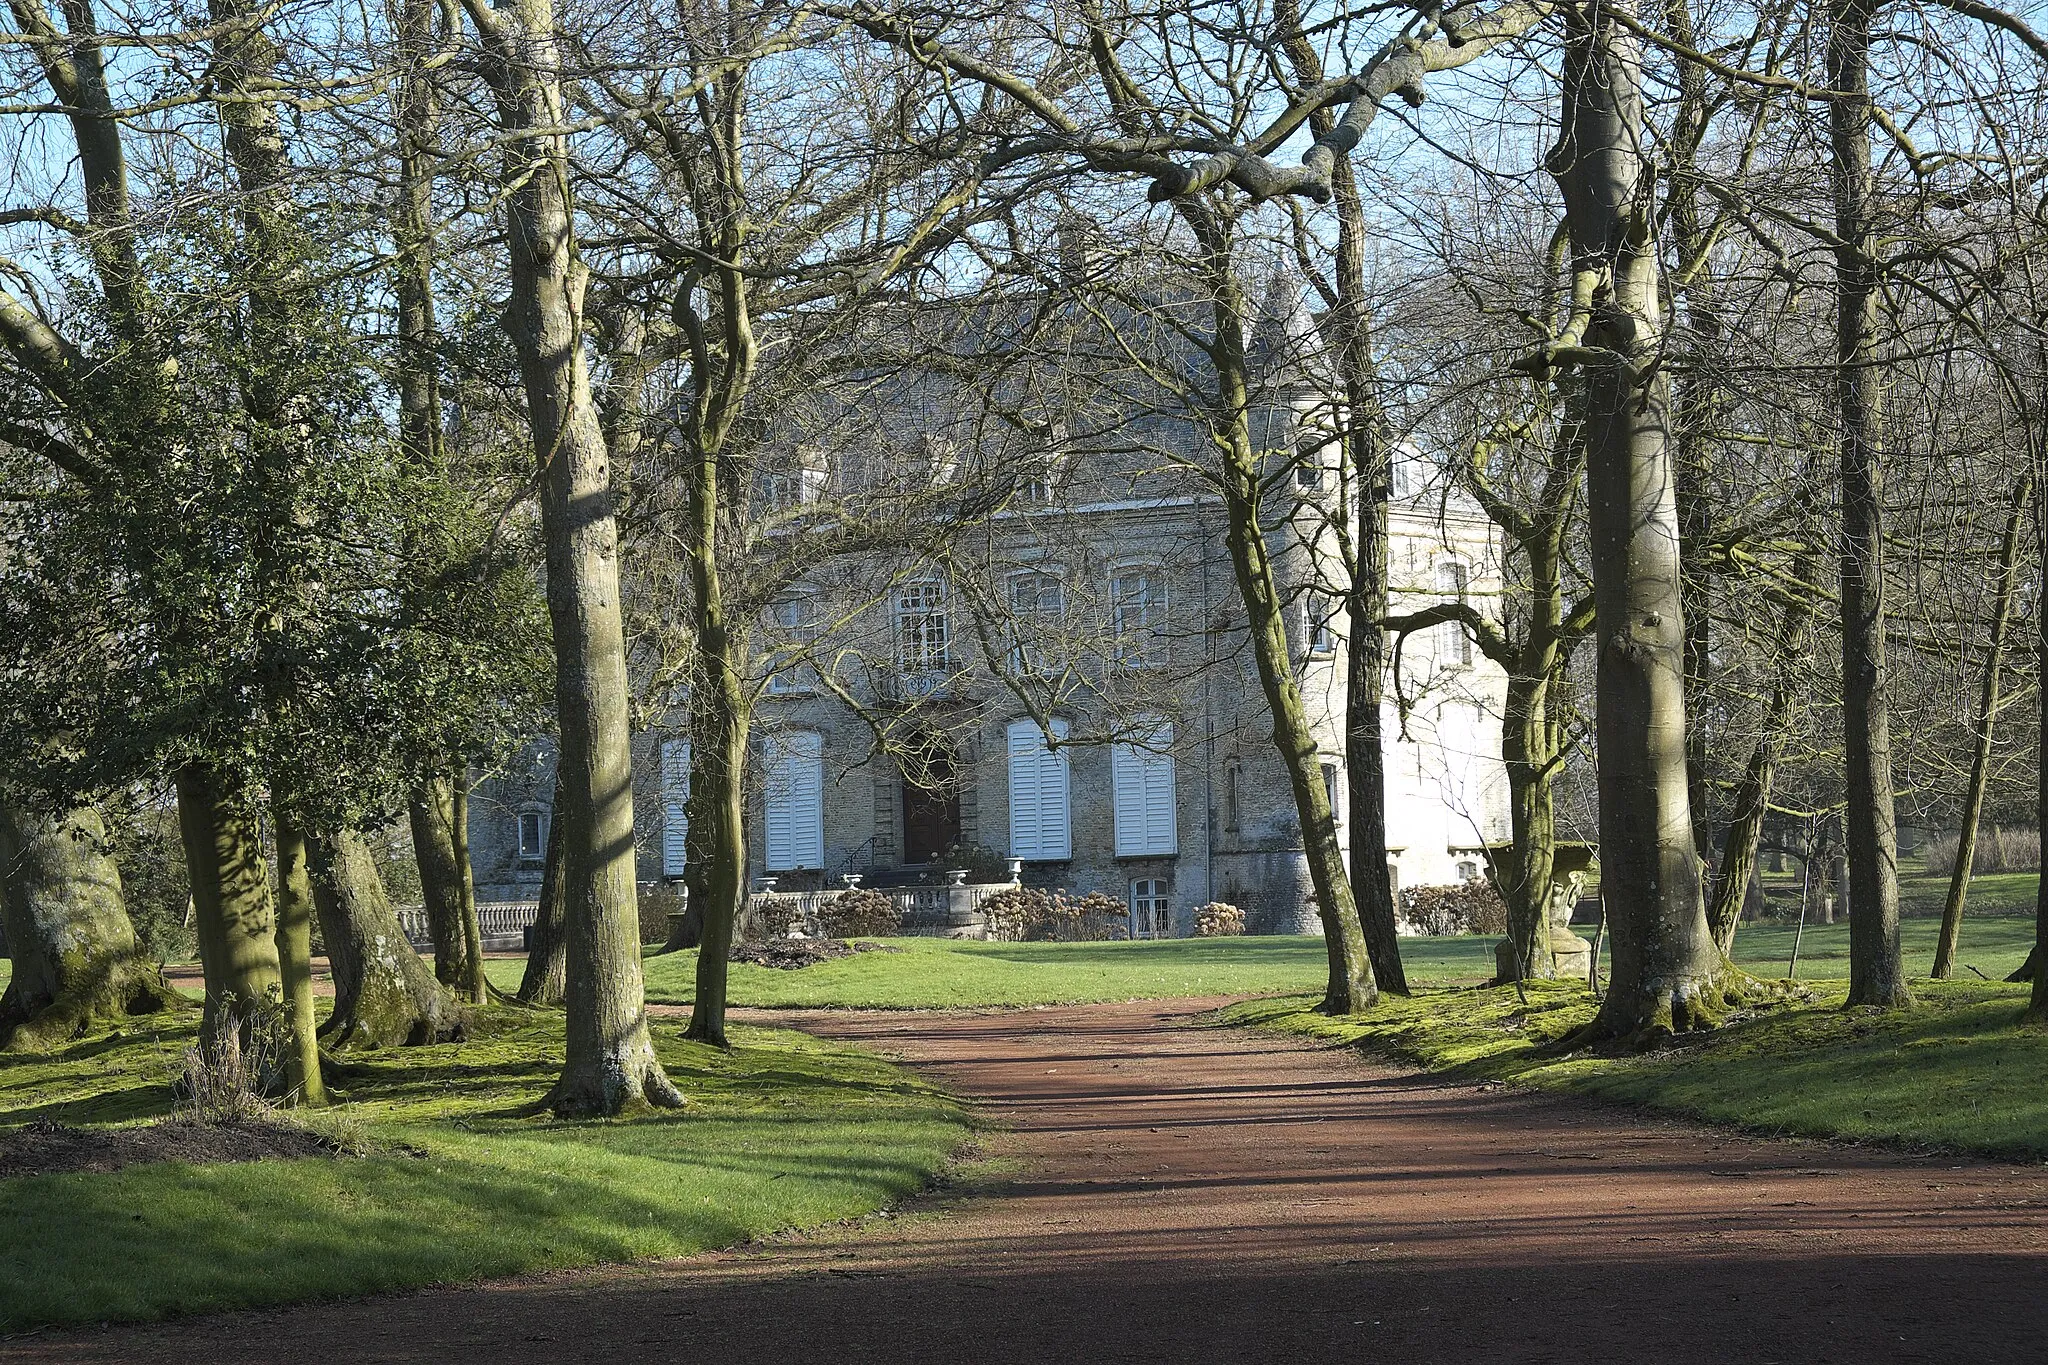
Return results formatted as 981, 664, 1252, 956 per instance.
176, 766, 284, 1046
1708, 584, 1812, 956
1185, 206, 1375, 1014
270, 806, 326, 1102
310, 827, 464, 1048
461, 0, 679, 1111
1274, 0, 1404, 995
1549, 7, 1724, 1040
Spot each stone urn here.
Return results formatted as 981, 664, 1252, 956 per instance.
1487, 842, 1596, 981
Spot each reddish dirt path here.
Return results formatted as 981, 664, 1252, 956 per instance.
15, 1000, 2048, 1363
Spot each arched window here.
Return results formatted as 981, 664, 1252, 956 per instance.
1455, 859, 1481, 883
1131, 879, 1171, 938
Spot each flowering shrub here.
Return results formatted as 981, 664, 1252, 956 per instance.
1192, 902, 1246, 937
821, 887, 902, 938
1399, 881, 1508, 936
980, 886, 1057, 942
981, 887, 1130, 941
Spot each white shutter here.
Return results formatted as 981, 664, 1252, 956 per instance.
1008, 718, 1070, 860
764, 731, 825, 870
661, 738, 690, 878
1113, 721, 1177, 856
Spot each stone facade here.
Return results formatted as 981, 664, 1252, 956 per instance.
469, 287, 1512, 933
471, 471, 1510, 935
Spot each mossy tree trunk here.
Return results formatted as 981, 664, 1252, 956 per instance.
1273, 0, 1405, 995
270, 806, 326, 1102
460, 0, 679, 1112
1549, 7, 1727, 1041
517, 780, 568, 1005
176, 766, 284, 1046
410, 771, 484, 1002
1182, 203, 1375, 1015
0, 802, 177, 1051
685, 692, 750, 1048
310, 827, 465, 1048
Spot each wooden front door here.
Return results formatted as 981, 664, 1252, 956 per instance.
902, 755, 960, 866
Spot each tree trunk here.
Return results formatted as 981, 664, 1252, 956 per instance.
1552, 8, 1725, 1041
1498, 673, 1559, 979
409, 772, 482, 999
1934, 474, 2031, 978
1187, 208, 1374, 1014
1707, 586, 1812, 956
685, 692, 750, 1047
270, 807, 326, 1102
0, 803, 176, 1051
462, 0, 679, 1112
310, 827, 465, 1048
1273, 4, 1406, 995
175, 766, 284, 1046
1829, 0, 1909, 1009
517, 786, 568, 1005
2029, 423, 2048, 1015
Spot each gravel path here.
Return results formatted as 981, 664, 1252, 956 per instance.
15, 999, 2048, 1363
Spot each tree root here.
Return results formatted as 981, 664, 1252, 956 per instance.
0, 962, 187, 1053
543, 1048, 686, 1118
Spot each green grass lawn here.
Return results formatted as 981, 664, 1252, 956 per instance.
468, 914, 2036, 1011
0, 1009, 971, 1332
1729, 913, 2035, 981
1229, 976, 2048, 1158
484, 935, 1508, 1009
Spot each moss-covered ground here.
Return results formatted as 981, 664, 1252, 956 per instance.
1228, 975, 2048, 1159
0, 1009, 971, 1332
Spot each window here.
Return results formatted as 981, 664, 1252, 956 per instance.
1111, 720, 1177, 857
894, 580, 952, 673
661, 738, 690, 878
1321, 762, 1342, 826
1224, 758, 1242, 832
765, 448, 829, 509
1006, 717, 1072, 860
762, 731, 825, 871
1131, 879, 1171, 939
1437, 559, 1472, 666
1005, 568, 1065, 672
1455, 859, 1481, 883
1020, 423, 1068, 506
766, 590, 822, 694
1295, 431, 1325, 488
1306, 591, 1337, 655
1110, 566, 1166, 668
516, 809, 546, 861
